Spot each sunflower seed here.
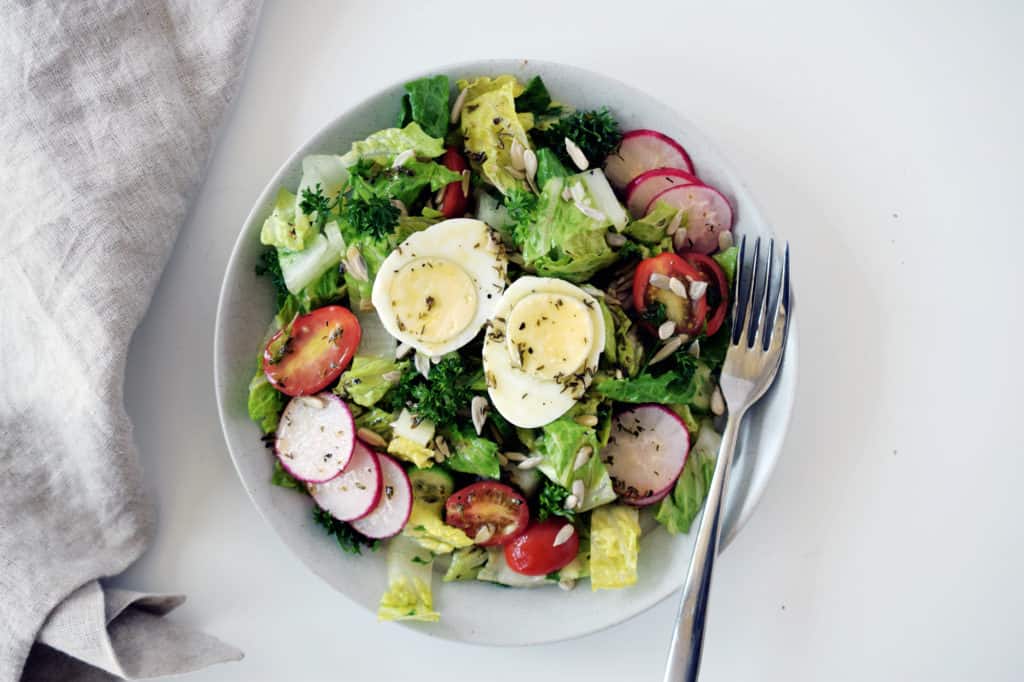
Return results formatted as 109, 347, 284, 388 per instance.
570, 181, 586, 204
391, 149, 414, 168
434, 449, 447, 463
571, 479, 585, 500
523, 148, 537, 183
688, 339, 701, 358
574, 415, 598, 428
615, 368, 624, 380
395, 342, 412, 359
649, 272, 671, 290
517, 455, 544, 470
382, 370, 402, 383
474, 525, 494, 544
711, 385, 726, 416
510, 139, 526, 170
390, 199, 409, 217
434, 185, 447, 205
414, 352, 431, 378
430, 355, 443, 364
672, 227, 690, 251
574, 201, 606, 222
564, 494, 579, 510
718, 230, 734, 251
461, 169, 471, 198
552, 523, 575, 547
666, 209, 684, 236
497, 452, 509, 467
564, 137, 589, 170
669, 276, 689, 298
558, 577, 577, 591
658, 320, 676, 340
605, 232, 626, 247
298, 395, 326, 409
503, 165, 526, 180
507, 252, 525, 267
450, 87, 468, 124
471, 396, 489, 436
434, 436, 451, 458
346, 246, 368, 281
503, 451, 526, 462
573, 445, 593, 470
649, 336, 685, 365
561, 186, 573, 201
356, 428, 387, 448
689, 279, 709, 300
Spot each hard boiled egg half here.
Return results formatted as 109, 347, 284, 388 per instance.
482, 276, 605, 428
372, 218, 507, 357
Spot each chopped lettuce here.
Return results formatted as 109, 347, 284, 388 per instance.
456, 75, 531, 194
596, 369, 698, 405
534, 147, 568, 189
514, 75, 553, 114
477, 547, 548, 588
713, 245, 739, 287
353, 407, 396, 441
445, 426, 501, 479
387, 437, 436, 469
598, 295, 643, 376
399, 75, 450, 139
297, 154, 349, 210
443, 546, 488, 582
277, 220, 345, 294
339, 232, 389, 312
391, 408, 436, 446
294, 261, 345, 311
349, 159, 461, 207
669, 404, 700, 436
340, 122, 445, 167
656, 421, 720, 534
514, 175, 618, 282
336, 356, 407, 407
403, 499, 473, 554
378, 535, 440, 622
261, 188, 317, 251
534, 416, 616, 511
270, 460, 304, 491
247, 366, 285, 433
589, 504, 640, 590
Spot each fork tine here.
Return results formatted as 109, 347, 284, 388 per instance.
738, 237, 760, 347
775, 242, 791, 344
730, 235, 749, 345
753, 239, 775, 350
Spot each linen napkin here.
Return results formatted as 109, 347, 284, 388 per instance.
0, 1, 262, 679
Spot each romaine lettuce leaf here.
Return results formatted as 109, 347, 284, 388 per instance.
353, 407, 396, 441
403, 499, 473, 555
589, 504, 640, 590
378, 535, 440, 622
534, 416, 616, 511
443, 545, 488, 582
349, 159, 461, 207
656, 421, 720, 534
340, 122, 445, 167
514, 75, 553, 114
595, 369, 697, 404
260, 188, 316, 251
456, 75, 531, 194
270, 460, 304, 491
335, 356, 407, 407
247, 366, 285, 434
534, 147, 568, 189
387, 437, 435, 469
400, 75, 450, 139
277, 220, 345, 294
445, 426, 501, 479
713, 245, 739, 287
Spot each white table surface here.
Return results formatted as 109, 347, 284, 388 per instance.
115, 1, 1024, 680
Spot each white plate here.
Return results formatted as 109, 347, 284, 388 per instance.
214, 59, 797, 646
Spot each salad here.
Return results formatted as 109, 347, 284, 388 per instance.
247, 72, 738, 622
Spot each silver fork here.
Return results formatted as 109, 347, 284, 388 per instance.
662, 236, 792, 682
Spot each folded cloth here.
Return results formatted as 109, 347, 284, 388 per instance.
0, 1, 262, 679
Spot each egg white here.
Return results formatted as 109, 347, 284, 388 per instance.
372, 218, 507, 357
482, 276, 605, 428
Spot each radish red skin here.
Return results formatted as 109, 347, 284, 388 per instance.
604, 129, 695, 190
349, 454, 413, 539
603, 404, 690, 505
625, 167, 703, 218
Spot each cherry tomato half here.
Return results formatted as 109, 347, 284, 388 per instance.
444, 481, 529, 546
504, 519, 580, 576
263, 305, 361, 397
440, 147, 469, 218
633, 253, 708, 336
680, 251, 730, 337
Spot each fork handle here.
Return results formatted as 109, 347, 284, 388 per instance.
662, 409, 745, 682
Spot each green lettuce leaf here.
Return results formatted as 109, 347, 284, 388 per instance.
713, 246, 739, 287
260, 188, 316, 251
457, 75, 531, 194
378, 535, 440, 622
353, 407, 397, 441
340, 122, 445, 167
270, 460, 304, 491
656, 421, 720, 534
336, 356, 408, 407
595, 370, 697, 404
534, 147, 569, 189
401, 75, 450, 139
247, 366, 285, 433
443, 546, 489, 582
445, 426, 501, 479
514, 75, 552, 114
534, 416, 616, 511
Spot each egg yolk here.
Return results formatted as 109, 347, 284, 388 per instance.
505, 293, 593, 380
389, 258, 478, 344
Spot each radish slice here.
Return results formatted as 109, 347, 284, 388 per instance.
645, 184, 733, 254
274, 393, 355, 483
602, 405, 689, 505
308, 442, 382, 521
625, 168, 703, 218
629, 486, 673, 508
350, 454, 413, 538
604, 129, 694, 190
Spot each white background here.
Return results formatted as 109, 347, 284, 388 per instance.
116, 1, 1024, 680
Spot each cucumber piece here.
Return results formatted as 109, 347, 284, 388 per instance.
689, 363, 714, 412
408, 466, 454, 508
